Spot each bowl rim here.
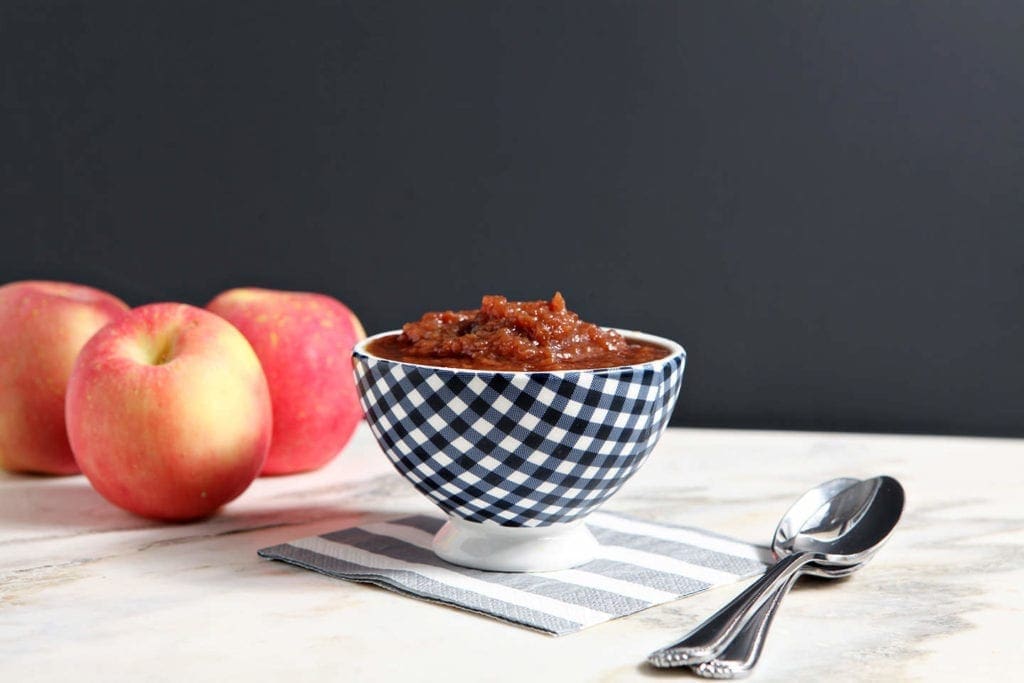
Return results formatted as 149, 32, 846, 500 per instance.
353, 328, 685, 377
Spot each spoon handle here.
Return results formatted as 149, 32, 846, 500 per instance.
689, 572, 800, 679
647, 552, 812, 667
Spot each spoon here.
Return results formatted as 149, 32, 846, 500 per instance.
647, 475, 905, 668
691, 478, 864, 678
649, 475, 904, 668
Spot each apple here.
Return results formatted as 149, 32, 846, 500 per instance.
65, 303, 272, 520
0, 280, 129, 475
207, 288, 365, 475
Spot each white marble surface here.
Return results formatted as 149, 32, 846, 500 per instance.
2, 425, 1022, 681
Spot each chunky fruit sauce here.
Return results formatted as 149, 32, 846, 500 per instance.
365, 293, 670, 371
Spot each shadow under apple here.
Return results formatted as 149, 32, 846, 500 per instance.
0, 471, 152, 532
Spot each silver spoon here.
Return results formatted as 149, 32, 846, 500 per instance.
649, 476, 904, 668
691, 478, 865, 678
648, 475, 905, 668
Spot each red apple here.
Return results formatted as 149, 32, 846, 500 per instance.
65, 303, 272, 520
207, 288, 365, 475
0, 280, 129, 475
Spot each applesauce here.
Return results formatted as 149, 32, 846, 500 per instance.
366, 293, 670, 371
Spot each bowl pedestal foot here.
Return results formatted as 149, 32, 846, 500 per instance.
432, 516, 599, 572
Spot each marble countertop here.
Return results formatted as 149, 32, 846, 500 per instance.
2, 425, 1022, 681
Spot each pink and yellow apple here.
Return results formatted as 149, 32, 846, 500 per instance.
65, 303, 272, 520
207, 288, 365, 475
0, 280, 129, 475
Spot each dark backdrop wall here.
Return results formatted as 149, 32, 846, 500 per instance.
2, 1, 1022, 436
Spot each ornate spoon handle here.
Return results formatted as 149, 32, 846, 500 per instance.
647, 552, 813, 667
690, 573, 799, 679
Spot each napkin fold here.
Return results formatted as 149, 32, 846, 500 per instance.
258, 512, 770, 636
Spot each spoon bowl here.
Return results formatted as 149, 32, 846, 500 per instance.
780, 476, 904, 564
773, 477, 861, 556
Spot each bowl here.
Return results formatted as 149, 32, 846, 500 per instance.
352, 329, 686, 572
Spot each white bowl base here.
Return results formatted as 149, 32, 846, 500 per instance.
432, 517, 599, 572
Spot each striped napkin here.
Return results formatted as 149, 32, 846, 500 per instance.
258, 512, 770, 636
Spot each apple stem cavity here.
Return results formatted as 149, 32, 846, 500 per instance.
136, 331, 178, 366
152, 338, 175, 365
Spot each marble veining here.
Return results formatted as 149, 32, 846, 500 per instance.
1, 426, 1022, 681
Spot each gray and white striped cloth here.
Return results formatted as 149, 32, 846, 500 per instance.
258, 512, 770, 635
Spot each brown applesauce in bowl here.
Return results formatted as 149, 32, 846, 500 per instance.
365, 293, 671, 372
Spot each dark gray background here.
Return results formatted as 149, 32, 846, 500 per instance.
2, 1, 1022, 436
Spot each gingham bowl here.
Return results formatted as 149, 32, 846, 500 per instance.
353, 330, 685, 571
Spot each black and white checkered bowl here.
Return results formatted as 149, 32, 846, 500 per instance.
353, 330, 686, 531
